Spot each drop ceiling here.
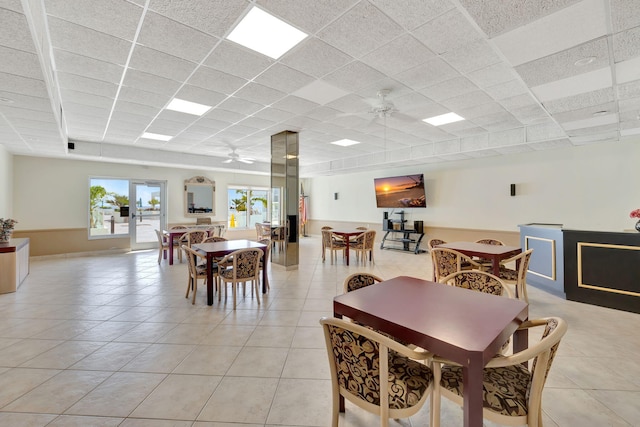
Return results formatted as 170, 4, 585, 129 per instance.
0, 0, 638, 177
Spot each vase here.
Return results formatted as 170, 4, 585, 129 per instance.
0, 230, 12, 243
636, 220, 640, 232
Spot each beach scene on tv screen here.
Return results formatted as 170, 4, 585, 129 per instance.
374, 174, 426, 208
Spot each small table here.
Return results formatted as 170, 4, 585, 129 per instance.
163, 228, 213, 265
333, 276, 528, 427
192, 240, 268, 306
437, 241, 522, 276
331, 229, 366, 265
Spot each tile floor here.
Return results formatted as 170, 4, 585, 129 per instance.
0, 236, 638, 426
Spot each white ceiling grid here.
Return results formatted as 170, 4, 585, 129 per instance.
0, 0, 638, 176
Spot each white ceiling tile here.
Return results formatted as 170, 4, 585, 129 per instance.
457, 101, 505, 119
0, 46, 43, 79
494, 144, 533, 154
619, 97, 640, 113
570, 131, 619, 144
323, 61, 386, 92
528, 138, 573, 150
483, 79, 528, 100
54, 49, 124, 84
138, 11, 218, 62
48, 16, 131, 65
526, 122, 566, 142
129, 45, 197, 81
561, 113, 618, 130
148, 0, 246, 37
467, 62, 518, 88
118, 85, 172, 108
270, 96, 319, 114
253, 63, 315, 93
293, 80, 349, 106
420, 76, 478, 101
251, 107, 294, 123
492, 0, 608, 66
610, 0, 640, 31
615, 56, 640, 84
173, 85, 226, 107
361, 34, 435, 76
511, 104, 553, 124
515, 37, 609, 87
613, 26, 640, 63
543, 87, 615, 114
395, 57, 458, 90
258, 0, 358, 34
551, 101, 616, 123
440, 39, 501, 74
566, 122, 619, 136
59, 89, 113, 109
441, 90, 494, 111
235, 83, 286, 105
532, 67, 612, 102
617, 79, 640, 100
371, 0, 454, 31
280, 38, 351, 79
0, 7, 36, 52
205, 41, 273, 80
113, 100, 160, 117
460, 133, 489, 151
489, 128, 524, 147
413, 9, 482, 55
317, 1, 404, 57
57, 72, 118, 98
122, 69, 182, 96
217, 96, 264, 115
0, 72, 47, 97
187, 66, 247, 95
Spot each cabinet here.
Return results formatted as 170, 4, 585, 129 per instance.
380, 212, 425, 254
0, 238, 30, 294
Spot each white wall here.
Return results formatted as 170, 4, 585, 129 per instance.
0, 146, 12, 219
13, 156, 269, 230
308, 139, 640, 232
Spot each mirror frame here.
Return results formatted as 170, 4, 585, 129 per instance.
184, 176, 215, 217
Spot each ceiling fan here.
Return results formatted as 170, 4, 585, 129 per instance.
368, 89, 398, 118
222, 148, 254, 164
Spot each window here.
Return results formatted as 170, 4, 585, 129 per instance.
89, 178, 130, 238
227, 186, 269, 229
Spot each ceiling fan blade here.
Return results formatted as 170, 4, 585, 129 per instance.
238, 158, 254, 164
222, 159, 233, 163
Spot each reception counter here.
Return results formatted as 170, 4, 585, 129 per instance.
520, 224, 640, 314
0, 238, 30, 294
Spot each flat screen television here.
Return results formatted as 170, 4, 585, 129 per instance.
374, 174, 426, 208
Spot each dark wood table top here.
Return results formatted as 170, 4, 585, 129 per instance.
333, 275, 528, 364
193, 239, 266, 253
438, 241, 522, 257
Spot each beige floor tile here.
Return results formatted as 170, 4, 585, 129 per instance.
0, 339, 64, 366
19, 340, 105, 369
173, 345, 242, 375
121, 343, 195, 373
587, 389, 640, 426
0, 368, 60, 408
245, 325, 296, 347
0, 412, 57, 426
198, 376, 278, 423
47, 415, 124, 426
226, 346, 288, 377
542, 388, 631, 427
291, 326, 325, 349
266, 378, 332, 426
130, 374, 221, 419
200, 325, 256, 346
281, 348, 330, 379
69, 342, 149, 371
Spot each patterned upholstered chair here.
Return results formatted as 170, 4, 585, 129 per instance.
343, 272, 383, 293
217, 248, 263, 308
430, 247, 484, 283
320, 317, 434, 427
438, 270, 513, 298
186, 230, 208, 247
154, 229, 170, 264
474, 238, 505, 266
322, 230, 347, 264
182, 245, 215, 304
169, 225, 188, 262
431, 317, 567, 427
498, 249, 534, 303
351, 230, 376, 264
202, 236, 227, 243
427, 239, 446, 280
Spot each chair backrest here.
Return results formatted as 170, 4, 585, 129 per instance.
486, 317, 567, 419
355, 226, 368, 230
182, 245, 205, 279
431, 247, 482, 282
502, 249, 533, 302
202, 236, 227, 243
219, 248, 262, 280
363, 230, 376, 249
320, 317, 433, 422
321, 229, 334, 248
196, 217, 212, 225
155, 229, 167, 247
170, 225, 187, 229
321, 226, 333, 230
475, 238, 504, 245
427, 238, 446, 251
257, 238, 271, 265
439, 270, 513, 298
186, 230, 207, 246
343, 273, 383, 293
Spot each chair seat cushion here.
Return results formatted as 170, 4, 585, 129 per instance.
440, 362, 531, 417
499, 266, 518, 281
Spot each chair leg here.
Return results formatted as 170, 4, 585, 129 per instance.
191, 278, 197, 304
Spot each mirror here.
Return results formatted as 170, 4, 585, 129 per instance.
184, 176, 215, 217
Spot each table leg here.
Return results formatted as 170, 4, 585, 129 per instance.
262, 247, 268, 293
206, 253, 214, 306
169, 236, 175, 265
491, 257, 500, 276
345, 239, 350, 265
462, 361, 484, 427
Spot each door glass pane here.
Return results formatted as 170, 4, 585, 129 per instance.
249, 189, 269, 227
89, 178, 129, 238
132, 182, 162, 245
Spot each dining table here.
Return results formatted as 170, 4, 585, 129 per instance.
330, 229, 366, 265
333, 276, 528, 427
192, 239, 268, 306
437, 241, 522, 276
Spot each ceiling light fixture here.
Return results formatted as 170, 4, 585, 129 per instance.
331, 139, 361, 147
141, 132, 173, 141
574, 56, 596, 67
226, 6, 307, 59
166, 98, 211, 116
423, 112, 465, 126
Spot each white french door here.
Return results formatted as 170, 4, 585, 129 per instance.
129, 180, 167, 250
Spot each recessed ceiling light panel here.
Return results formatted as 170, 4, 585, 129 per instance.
331, 139, 361, 147
141, 132, 172, 141
226, 7, 308, 59
422, 112, 465, 126
166, 98, 211, 116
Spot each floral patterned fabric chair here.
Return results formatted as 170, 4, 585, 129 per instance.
217, 248, 263, 308
430, 247, 484, 283
320, 317, 434, 427
474, 238, 505, 266
322, 230, 347, 264
181, 245, 215, 304
498, 249, 534, 303
351, 230, 376, 265
155, 229, 170, 264
438, 270, 513, 298
343, 272, 383, 293
431, 317, 567, 427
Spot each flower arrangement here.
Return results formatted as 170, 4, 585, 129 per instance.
0, 218, 17, 242
630, 209, 640, 220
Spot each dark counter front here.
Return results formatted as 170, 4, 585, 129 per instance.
563, 230, 640, 314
